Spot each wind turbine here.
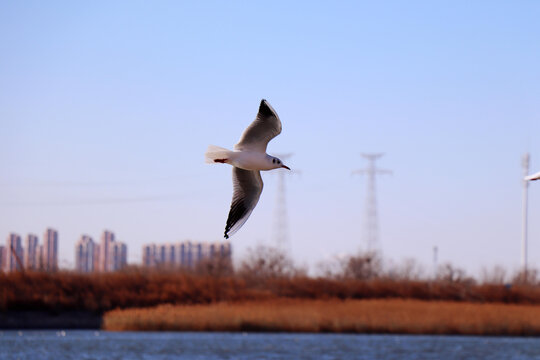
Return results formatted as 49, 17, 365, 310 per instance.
521, 153, 531, 272
523, 162, 539, 275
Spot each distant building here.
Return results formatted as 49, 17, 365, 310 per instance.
157, 244, 167, 264
38, 244, 44, 270
5, 233, 23, 273
75, 235, 96, 273
99, 230, 115, 272
24, 234, 39, 270
43, 228, 58, 272
96, 230, 128, 272
141, 241, 232, 269
111, 241, 127, 271
93, 244, 100, 272
0, 245, 5, 272
142, 244, 156, 267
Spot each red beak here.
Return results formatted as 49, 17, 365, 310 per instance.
281, 165, 291, 170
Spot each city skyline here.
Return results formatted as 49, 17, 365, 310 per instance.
2, 227, 234, 271
142, 240, 231, 269
75, 230, 127, 273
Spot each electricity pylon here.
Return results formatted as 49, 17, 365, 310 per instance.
352, 153, 392, 251
273, 153, 299, 250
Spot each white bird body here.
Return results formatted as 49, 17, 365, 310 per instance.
205, 146, 284, 171
205, 99, 290, 239
228, 151, 277, 171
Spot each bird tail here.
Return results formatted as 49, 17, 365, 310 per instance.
205, 145, 233, 164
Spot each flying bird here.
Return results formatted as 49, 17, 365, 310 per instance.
205, 99, 290, 239
525, 171, 540, 181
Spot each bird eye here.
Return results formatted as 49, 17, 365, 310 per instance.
272, 159, 276, 164
278, 160, 281, 164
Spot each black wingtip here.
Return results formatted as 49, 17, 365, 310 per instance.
258, 99, 273, 117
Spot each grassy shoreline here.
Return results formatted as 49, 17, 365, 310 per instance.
103, 298, 540, 336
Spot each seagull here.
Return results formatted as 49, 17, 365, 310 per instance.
205, 99, 290, 239
525, 171, 540, 181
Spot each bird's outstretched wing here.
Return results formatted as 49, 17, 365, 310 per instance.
234, 99, 282, 153
224, 167, 263, 239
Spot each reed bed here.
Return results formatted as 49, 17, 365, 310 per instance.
3, 271, 540, 313
103, 298, 540, 335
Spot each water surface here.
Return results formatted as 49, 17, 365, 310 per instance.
1, 330, 540, 359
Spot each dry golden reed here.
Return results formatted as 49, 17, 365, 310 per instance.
103, 299, 540, 335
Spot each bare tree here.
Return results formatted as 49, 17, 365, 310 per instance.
194, 252, 233, 277
437, 263, 474, 284
315, 255, 348, 279
342, 251, 382, 280
480, 265, 507, 285
238, 245, 303, 283
385, 258, 425, 281
512, 268, 539, 286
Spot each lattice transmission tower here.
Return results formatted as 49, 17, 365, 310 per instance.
273, 153, 299, 250
352, 153, 392, 251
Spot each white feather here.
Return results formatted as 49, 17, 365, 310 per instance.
204, 145, 232, 164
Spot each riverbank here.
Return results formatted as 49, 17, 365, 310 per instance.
0, 311, 101, 329
4, 271, 540, 316
4, 268, 540, 333
103, 299, 540, 335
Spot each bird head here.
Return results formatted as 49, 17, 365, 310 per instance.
270, 156, 290, 170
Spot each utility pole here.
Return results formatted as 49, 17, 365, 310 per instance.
352, 153, 391, 251
522, 153, 530, 273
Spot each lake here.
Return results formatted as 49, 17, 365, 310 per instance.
1, 330, 539, 359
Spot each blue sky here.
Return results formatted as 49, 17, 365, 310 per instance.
1, 1, 539, 275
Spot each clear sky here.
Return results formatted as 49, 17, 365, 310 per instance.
1, 1, 539, 276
